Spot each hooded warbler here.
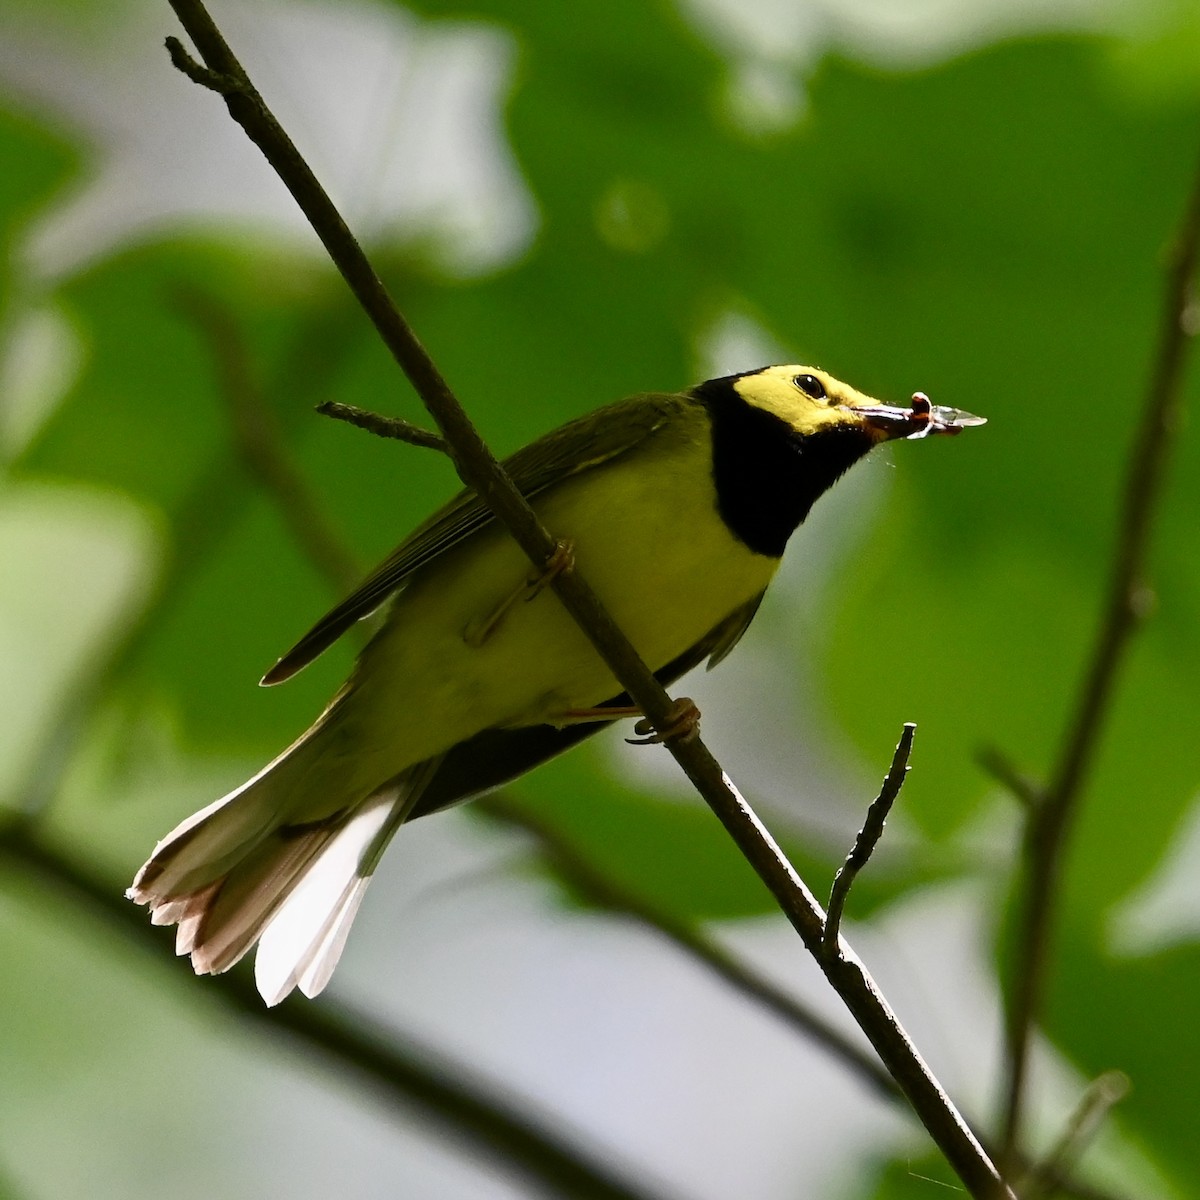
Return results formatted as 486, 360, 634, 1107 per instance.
129, 364, 983, 1004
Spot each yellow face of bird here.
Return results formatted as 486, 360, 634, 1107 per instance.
731, 364, 985, 442
731, 365, 899, 443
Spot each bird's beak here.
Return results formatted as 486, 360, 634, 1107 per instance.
849, 392, 987, 442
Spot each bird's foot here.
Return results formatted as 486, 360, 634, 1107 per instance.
625, 697, 701, 745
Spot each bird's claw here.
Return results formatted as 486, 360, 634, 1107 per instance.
625, 698, 701, 745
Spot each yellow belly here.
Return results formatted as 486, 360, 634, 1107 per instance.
313, 428, 777, 799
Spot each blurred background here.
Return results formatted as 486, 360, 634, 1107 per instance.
2, 0, 1200, 1197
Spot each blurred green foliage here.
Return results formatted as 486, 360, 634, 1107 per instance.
3, 1, 1200, 1197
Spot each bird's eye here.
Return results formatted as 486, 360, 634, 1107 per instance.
794, 373, 826, 400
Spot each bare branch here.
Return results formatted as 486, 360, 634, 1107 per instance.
165, 33, 243, 95
316, 399, 448, 452
823, 724, 915, 956
163, 3, 1010, 1192
999, 147, 1200, 1161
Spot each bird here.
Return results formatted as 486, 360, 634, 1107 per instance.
128, 364, 983, 1005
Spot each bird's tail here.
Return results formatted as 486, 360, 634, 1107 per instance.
128, 741, 439, 1006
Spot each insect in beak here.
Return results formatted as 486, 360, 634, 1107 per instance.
851, 392, 988, 441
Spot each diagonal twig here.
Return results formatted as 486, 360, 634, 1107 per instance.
162, 3, 1010, 1193
999, 148, 1200, 1162
823, 724, 916, 956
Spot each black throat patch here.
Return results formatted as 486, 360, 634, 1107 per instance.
694, 374, 876, 558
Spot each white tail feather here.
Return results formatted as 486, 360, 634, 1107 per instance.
253, 759, 440, 1006
297, 876, 372, 999
254, 794, 395, 1006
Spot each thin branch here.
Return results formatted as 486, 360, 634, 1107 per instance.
999, 148, 1200, 1161
479, 794, 902, 1103
317, 399, 448, 451
173, 286, 362, 595
823, 724, 916, 955
0, 824, 686, 1200
163, 4, 1010, 1193
1017, 1072, 1131, 1200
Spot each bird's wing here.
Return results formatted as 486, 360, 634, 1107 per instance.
262, 392, 692, 684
